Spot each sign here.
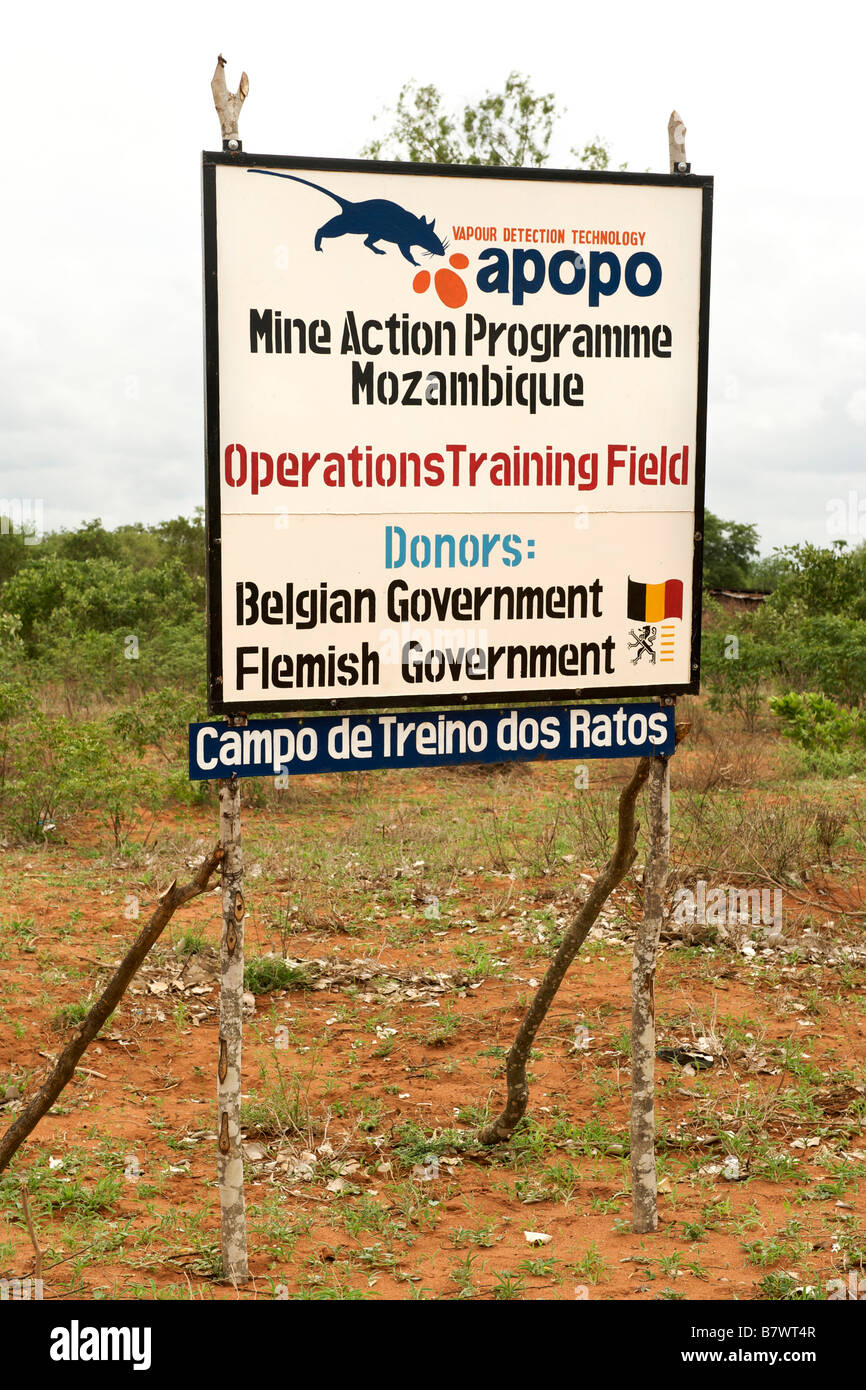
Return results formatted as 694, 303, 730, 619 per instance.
202, 154, 712, 714
189, 703, 676, 780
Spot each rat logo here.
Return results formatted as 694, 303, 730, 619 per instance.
249, 169, 447, 267
249, 169, 470, 308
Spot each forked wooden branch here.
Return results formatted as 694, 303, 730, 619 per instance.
668, 110, 687, 170
478, 721, 690, 1147
211, 55, 249, 141
478, 755, 651, 1145
0, 846, 224, 1175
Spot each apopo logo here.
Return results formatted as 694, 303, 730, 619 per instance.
249, 168, 663, 312
417, 244, 663, 310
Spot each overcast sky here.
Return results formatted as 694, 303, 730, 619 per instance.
4, 0, 864, 556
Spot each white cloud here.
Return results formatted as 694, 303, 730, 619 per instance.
845, 388, 866, 427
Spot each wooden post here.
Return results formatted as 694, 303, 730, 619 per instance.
630, 744, 671, 1232
217, 730, 249, 1283
209, 55, 251, 1287
629, 115, 690, 1234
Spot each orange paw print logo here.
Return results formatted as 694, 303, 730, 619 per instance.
413, 253, 469, 309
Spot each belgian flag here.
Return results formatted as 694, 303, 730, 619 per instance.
627, 577, 683, 622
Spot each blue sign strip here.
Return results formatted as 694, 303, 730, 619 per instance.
189, 703, 674, 780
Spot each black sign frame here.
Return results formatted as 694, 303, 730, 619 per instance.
202, 151, 713, 715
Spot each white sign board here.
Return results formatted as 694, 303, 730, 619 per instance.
203, 154, 712, 713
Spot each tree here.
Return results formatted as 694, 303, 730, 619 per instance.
702, 511, 760, 590
46, 518, 119, 564
766, 539, 866, 620
362, 72, 619, 170
0, 524, 36, 587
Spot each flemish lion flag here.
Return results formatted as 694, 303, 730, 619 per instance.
627, 577, 683, 622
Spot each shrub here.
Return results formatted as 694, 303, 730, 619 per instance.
769, 691, 863, 776
1, 714, 162, 845
769, 691, 860, 752
244, 957, 312, 994
701, 625, 775, 730
3, 555, 203, 653
797, 615, 866, 708
111, 687, 205, 761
